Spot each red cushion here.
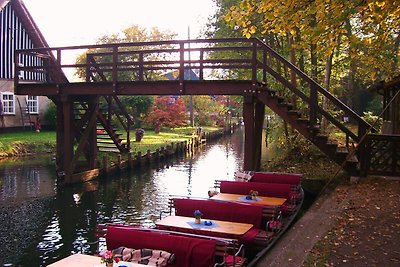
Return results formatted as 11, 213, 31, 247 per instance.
250, 172, 301, 185
225, 255, 246, 266
174, 198, 263, 228
239, 227, 260, 245
267, 220, 282, 230
220, 181, 291, 199
106, 226, 216, 267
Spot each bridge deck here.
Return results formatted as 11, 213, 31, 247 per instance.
16, 80, 255, 96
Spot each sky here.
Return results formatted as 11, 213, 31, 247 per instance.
23, 0, 217, 47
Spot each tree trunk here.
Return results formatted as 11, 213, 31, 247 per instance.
289, 33, 297, 110
393, 33, 400, 73
321, 52, 334, 133
345, 19, 356, 110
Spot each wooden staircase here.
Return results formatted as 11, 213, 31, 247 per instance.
256, 87, 359, 175
73, 100, 130, 154
17, 97, 34, 130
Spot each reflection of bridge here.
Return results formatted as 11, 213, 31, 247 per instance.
15, 38, 386, 183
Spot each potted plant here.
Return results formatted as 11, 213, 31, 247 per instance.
100, 250, 119, 267
194, 209, 203, 224
135, 128, 145, 142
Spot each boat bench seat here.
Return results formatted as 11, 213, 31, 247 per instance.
250, 172, 302, 187
105, 225, 242, 267
168, 198, 277, 247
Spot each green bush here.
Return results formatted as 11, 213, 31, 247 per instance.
44, 102, 57, 129
362, 111, 382, 131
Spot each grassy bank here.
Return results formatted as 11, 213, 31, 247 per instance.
0, 127, 219, 158
0, 131, 56, 157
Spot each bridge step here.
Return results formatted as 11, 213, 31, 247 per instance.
256, 87, 359, 175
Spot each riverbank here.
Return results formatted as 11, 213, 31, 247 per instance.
0, 127, 219, 158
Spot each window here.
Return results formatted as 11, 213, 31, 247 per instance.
1, 92, 15, 115
26, 96, 39, 114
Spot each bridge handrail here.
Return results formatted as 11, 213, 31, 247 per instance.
253, 38, 372, 135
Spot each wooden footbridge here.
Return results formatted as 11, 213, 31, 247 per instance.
14, 38, 397, 184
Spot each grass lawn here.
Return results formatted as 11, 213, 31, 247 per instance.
129, 127, 218, 154
0, 126, 220, 157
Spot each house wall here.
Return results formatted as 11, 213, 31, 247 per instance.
0, 79, 51, 129
1, 1, 51, 130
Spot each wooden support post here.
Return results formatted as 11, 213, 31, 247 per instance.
137, 152, 142, 166
55, 99, 64, 174
88, 97, 98, 169
160, 147, 165, 159
103, 155, 108, 176
243, 95, 255, 171
128, 152, 133, 169
117, 154, 122, 170
146, 150, 151, 164
167, 145, 172, 156
254, 100, 265, 171
155, 149, 160, 162
61, 98, 74, 183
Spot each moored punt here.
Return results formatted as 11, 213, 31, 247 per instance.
100, 225, 246, 267
89, 171, 303, 267
210, 172, 304, 266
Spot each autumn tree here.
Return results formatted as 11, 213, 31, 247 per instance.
224, 0, 400, 132
146, 96, 187, 133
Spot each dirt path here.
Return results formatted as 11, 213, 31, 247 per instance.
257, 176, 400, 267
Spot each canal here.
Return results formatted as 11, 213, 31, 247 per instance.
0, 127, 280, 266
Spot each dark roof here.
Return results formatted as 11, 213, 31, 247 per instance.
1, 0, 50, 48
369, 75, 400, 95
1, 0, 67, 82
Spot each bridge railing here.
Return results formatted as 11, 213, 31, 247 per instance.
363, 134, 400, 176
15, 38, 257, 85
252, 39, 374, 148
15, 38, 373, 147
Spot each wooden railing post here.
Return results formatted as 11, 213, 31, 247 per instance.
179, 42, 185, 93
85, 55, 91, 82
112, 46, 118, 85
252, 41, 258, 86
126, 118, 131, 151
138, 52, 144, 81
262, 49, 267, 84
199, 49, 204, 80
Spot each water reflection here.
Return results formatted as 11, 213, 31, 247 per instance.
0, 129, 246, 266
0, 159, 55, 205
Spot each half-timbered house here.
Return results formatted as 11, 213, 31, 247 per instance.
0, 0, 51, 131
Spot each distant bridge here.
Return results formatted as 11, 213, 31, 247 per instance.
15, 38, 379, 183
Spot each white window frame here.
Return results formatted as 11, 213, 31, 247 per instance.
1, 92, 15, 115
26, 95, 39, 114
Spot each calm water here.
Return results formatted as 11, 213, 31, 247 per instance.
0, 128, 280, 266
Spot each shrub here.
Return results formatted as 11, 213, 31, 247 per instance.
44, 102, 57, 129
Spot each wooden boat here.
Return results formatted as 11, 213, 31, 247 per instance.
92, 171, 304, 267
227, 171, 304, 266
